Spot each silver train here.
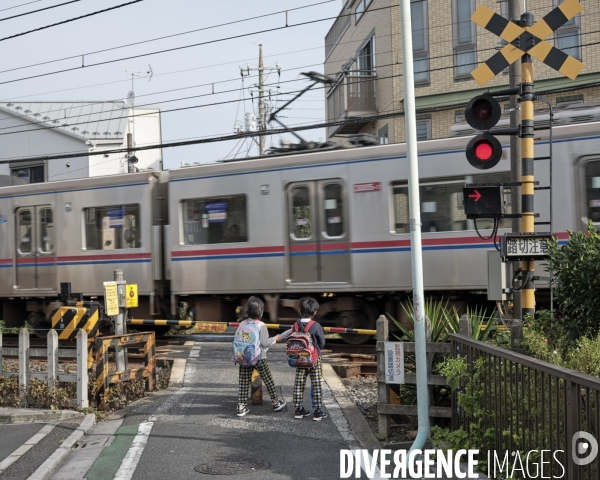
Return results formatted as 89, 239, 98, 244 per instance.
1, 108, 598, 341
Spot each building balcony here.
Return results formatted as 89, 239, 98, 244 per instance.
326, 72, 377, 137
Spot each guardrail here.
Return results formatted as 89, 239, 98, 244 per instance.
451, 333, 600, 480
0, 329, 90, 408
94, 332, 156, 410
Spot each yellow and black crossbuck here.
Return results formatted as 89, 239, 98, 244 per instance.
471, 0, 584, 86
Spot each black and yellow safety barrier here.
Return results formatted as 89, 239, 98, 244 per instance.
128, 318, 377, 336
94, 332, 156, 410
50, 301, 100, 340
470, 0, 584, 86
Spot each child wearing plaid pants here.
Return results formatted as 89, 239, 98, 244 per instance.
235, 296, 286, 417
290, 297, 328, 421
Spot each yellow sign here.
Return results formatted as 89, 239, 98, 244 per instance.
103, 281, 119, 316
195, 322, 228, 334
126, 284, 138, 308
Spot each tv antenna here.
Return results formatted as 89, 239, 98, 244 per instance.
110, 65, 153, 172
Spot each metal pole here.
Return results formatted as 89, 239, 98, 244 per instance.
258, 44, 265, 156
399, 0, 429, 455
114, 269, 126, 371
509, 0, 523, 321
520, 12, 535, 320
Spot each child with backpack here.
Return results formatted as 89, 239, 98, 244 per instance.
232, 296, 286, 417
286, 296, 328, 421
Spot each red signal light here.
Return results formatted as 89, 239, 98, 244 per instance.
466, 133, 502, 170
474, 139, 493, 161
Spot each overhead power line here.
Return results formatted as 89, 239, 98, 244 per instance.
0, 0, 336, 77
0, 1, 386, 86
0, 0, 80, 22
0, 1, 42, 13
0, 0, 142, 43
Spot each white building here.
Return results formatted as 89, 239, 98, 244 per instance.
0, 101, 162, 184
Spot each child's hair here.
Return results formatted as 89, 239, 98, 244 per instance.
299, 297, 319, 318
242, 296, 264, 320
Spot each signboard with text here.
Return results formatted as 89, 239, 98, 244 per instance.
383, 341, 405, 384
502, 234, 553, 261
103, 281, 119, 316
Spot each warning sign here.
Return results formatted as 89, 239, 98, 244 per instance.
103, 281, 119, 316
126, 284, 138, 308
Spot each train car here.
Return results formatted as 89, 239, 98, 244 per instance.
1, 107, 599, 340
165, 114, 599, 338
0, 172, 168, 332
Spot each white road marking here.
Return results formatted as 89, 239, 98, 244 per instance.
0, 423, 56, 472
189, 343, 201, 358
113, 421, 154, 480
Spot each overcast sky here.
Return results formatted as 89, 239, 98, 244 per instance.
0, 0, 342, 169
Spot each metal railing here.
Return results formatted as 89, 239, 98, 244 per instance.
451, 334, 600, 480
324, 5, 350, 60
326, 72, 377, 136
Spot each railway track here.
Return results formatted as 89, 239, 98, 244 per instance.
321, 340, 376, 376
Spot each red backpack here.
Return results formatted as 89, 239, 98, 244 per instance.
285, 320, 319, 368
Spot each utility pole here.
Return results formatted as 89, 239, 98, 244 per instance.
399, 0, 429, 457
509, 0, 523, 320
258, 44, 266, 156
239, 45, 281, 156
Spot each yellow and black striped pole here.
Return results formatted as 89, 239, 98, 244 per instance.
520, 12, 535, 320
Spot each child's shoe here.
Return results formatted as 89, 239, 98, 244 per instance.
237, 405, 250, 417
313, 410, 328, 421
294, 406, 311, 419
272, 399, 286, 411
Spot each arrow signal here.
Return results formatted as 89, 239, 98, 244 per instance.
468, 190, 482, 202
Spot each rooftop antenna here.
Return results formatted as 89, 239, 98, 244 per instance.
110, 65, 153, 172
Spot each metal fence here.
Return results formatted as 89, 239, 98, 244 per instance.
451, 334, 600, 480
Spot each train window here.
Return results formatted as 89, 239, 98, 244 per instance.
181, 195, 247, 245
585, 161, 600, 224
83, 205, 140, 250
18, 209, 32, 254
291, 187, 312, 240
391, 173, 512, 233
323, 183, 345, 237
39, 208, 54, 253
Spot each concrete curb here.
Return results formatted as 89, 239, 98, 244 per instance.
322, 362, 382, 451
28, 413, 95, 480
0, 408, 83, 424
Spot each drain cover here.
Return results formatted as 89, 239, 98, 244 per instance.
195, 460, 270, 475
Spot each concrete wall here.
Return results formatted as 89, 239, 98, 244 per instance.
0, 110, 89, 181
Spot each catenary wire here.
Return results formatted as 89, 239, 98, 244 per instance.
0, 1, 43, 13
0, 0, 142, 43
1, 34, 600, 139
0, 0, 80, 22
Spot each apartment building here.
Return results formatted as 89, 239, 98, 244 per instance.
324, 0, 600, 144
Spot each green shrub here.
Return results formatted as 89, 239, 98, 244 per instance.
544, 221, 600, 344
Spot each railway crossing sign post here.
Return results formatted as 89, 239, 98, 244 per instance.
468, 0, 585, 320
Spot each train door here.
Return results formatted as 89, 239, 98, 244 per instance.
286, 180, 350, 283
15, 206, 55, 290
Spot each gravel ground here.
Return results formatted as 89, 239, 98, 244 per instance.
3, 359, 76, 373
341, 375, 418, 444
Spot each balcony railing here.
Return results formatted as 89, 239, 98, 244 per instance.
326, 72, 377, 136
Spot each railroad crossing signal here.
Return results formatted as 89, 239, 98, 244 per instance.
464, 94, 505, 170
470, 0, 584, 86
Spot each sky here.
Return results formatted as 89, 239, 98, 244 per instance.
0, 0, 343, 170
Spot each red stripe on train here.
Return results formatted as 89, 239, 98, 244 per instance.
172, 245, 285, 257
